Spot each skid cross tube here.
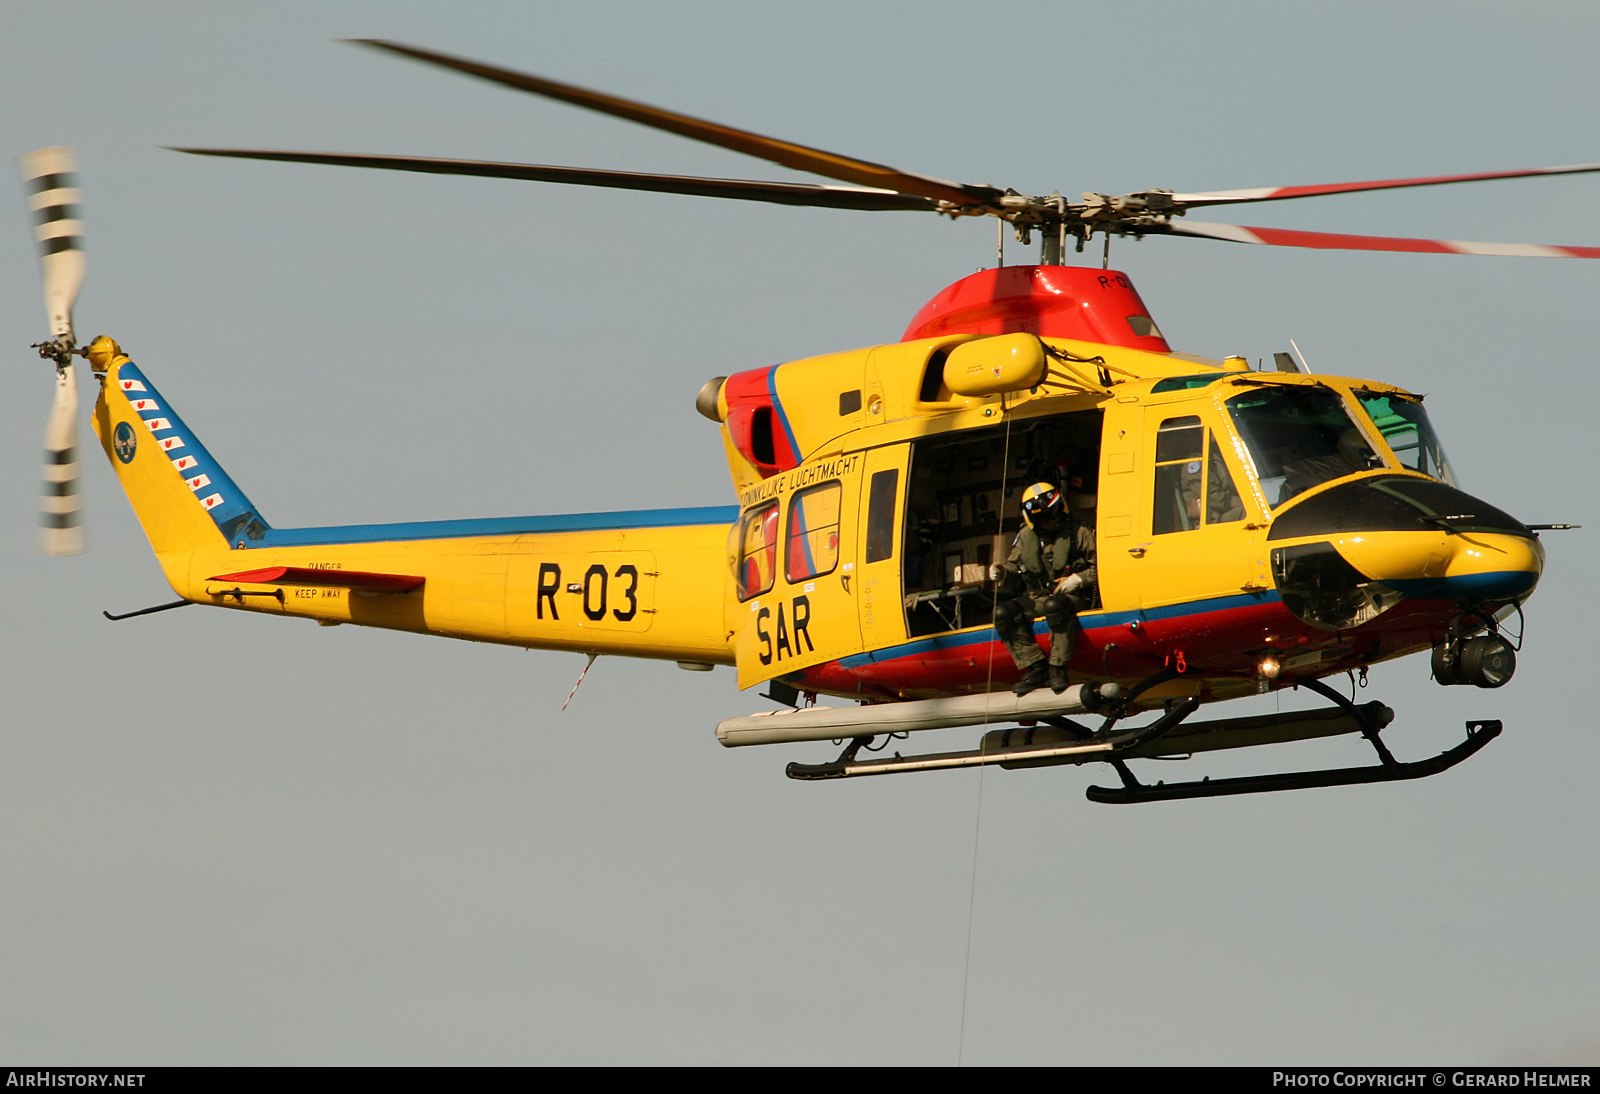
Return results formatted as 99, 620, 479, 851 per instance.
1296, 675, 1398, 766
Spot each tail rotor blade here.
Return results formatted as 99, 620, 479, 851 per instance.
39, 363, 83, 556
19, 147, 85, 339
20, 146, 87, 556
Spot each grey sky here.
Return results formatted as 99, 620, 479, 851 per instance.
2, 0, 1598, 1065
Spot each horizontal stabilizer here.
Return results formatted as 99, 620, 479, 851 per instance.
208, 566, 424, 593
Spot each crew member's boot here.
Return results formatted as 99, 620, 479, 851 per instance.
1012, 662, 1050, 696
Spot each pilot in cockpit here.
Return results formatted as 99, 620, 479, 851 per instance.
1279, 428, 1376, 502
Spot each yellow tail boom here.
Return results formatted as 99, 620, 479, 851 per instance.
88, 340, 736, 664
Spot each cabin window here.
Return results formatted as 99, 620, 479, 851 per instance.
1226, 385, 1378, 507
786, 482, 843, 582
735, 502, 780, 601
839, 390, 862, 415
901, 411, 1103, 638
1152, 418, 1247, 534
1352, 390, 1457, 485
865, 470, 899, 563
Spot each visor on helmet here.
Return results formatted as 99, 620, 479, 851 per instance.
1020, 482, 1064, 526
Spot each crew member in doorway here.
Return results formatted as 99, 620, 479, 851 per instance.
991, 481, 1097, 695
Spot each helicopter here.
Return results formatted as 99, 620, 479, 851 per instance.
21, 41, 1589, 804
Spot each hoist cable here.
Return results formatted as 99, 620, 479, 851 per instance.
958, 406, 1014, 1065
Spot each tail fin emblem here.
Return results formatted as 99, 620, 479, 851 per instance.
113, 421, 136, 463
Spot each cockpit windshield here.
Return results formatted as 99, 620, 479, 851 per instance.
1352, 390, 1457, 486
1225, 385, 1379, 508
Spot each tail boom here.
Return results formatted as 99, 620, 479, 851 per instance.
92, 347, 735, 662
189, 518, 736, 662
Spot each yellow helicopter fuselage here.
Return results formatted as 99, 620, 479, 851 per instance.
86, 264, 1543, 713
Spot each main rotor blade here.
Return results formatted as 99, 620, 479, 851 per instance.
349, 39, 1000, 209
1170, 162, 1600, 208
171, 148, 938, 211
1162, 219, 1600, 258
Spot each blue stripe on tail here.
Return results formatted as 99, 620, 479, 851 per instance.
120, 362, 738, 550
118, 362, 269, 546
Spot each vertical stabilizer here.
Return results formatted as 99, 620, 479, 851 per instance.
88, 338, 269, 556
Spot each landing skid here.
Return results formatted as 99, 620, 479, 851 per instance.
785, 674, 1503, 802
1085, 719, 1500, 803
1087, 677, 1500, 803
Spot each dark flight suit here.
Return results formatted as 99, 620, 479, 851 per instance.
993, 517, 1098, 673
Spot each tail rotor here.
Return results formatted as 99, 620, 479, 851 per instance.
20, 146, 87, 556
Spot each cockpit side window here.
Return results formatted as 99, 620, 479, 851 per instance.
1152, 416, 1203, 534
1226, 385, 1379, 508
1152, 416, 1247, 534
1207, 434, 1245, 525
1353, 390, 1457, 486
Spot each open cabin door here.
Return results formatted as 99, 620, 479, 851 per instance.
898, 411, 1103, 639
734, 453, 868, 690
